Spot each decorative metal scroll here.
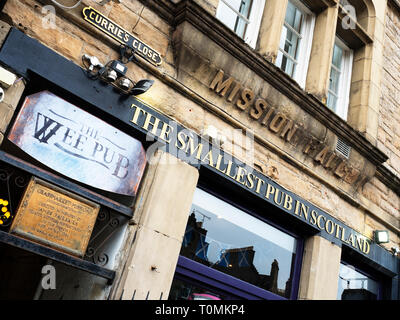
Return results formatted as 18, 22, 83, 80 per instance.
0, 160, 128, 267
84, 207, 129, 267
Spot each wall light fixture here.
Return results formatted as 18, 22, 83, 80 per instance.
82, 45, 154, 96
373, 230, 389, 244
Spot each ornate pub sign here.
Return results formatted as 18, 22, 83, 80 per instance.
8, 91, 147, 197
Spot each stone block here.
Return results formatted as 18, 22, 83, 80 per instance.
131, 19, 169, 57
137, 152, 199, 239
257, 0, 287, 61
108, 2, 140, 33
142, 7, 171, 36
0, 103, 14, 134
194, 0, 219, 16
298, 236, 341, 300
114, 151, 199, 300
3, 0, 84, 62
2, 80, 25, 108
0, 20, 11, 48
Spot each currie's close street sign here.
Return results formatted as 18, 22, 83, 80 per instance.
8, 91, 146, 197
82, 6, 162, 66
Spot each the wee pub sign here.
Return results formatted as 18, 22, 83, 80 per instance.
8, 91, 146, 197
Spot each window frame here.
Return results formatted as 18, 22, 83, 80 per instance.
276, 0, 315, 88
216, 0, 265, 49
337, 260, 384, 300
173, 183, 305, 300
327, 37, 354, 120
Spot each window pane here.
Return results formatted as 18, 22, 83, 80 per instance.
225, 0, 243, 12
217, 0, 252, 39
329, 68, 341, 94
337, 263, 379, 300
180, 188, 298, 299
278, 51, 296, 77
235, 0, 252, 37
285, 1, 303, 33
218, 1, 241, 31
327, 91, 338, 112
278, 1, 304, 77
284, 29, 300, 59
238, 0, 252, 17
169, 278, 225, 300
332, 44, 343, 69
235, 17, 248, 38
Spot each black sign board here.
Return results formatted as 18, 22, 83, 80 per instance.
82, 6, 162, 66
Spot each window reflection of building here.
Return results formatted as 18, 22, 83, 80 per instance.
180, 211, 293, 298
168, 278, 223, 300
337, 263, 379, 300
341, 288, 377, 300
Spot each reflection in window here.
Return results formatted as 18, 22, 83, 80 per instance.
337, 263, 379, 300
169, 278, 224, 300
327, 43, 343, 113
215, 0, 265, 48
180, 188, 298, 299
277, 1, 304, 77
217, 0, 252, 38
327, 38, 353, 120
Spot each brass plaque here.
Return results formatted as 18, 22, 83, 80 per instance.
10, 178, 100, 257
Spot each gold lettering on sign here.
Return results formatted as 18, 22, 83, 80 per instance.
228, 82, 241, 103
209, 70, 234, 97
129, 102, 372, 256
208, 69, 366, 187
250, 99, 268, 120
236, 88, 255, 111
314, 146, 330, 165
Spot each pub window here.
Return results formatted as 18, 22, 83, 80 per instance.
215, 0, 265, 48
276, 0, 315, 88
327, 37, 353, 120
170, 187, 302, 300
337, 262, 380, 300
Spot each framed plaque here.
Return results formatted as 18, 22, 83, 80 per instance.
10, 177, 100, 257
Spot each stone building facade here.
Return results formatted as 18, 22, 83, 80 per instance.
0, 0, 398, 300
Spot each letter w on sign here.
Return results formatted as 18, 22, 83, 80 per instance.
34, 113, 63, 143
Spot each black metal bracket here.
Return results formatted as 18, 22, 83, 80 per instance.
0, 230, 115, 284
